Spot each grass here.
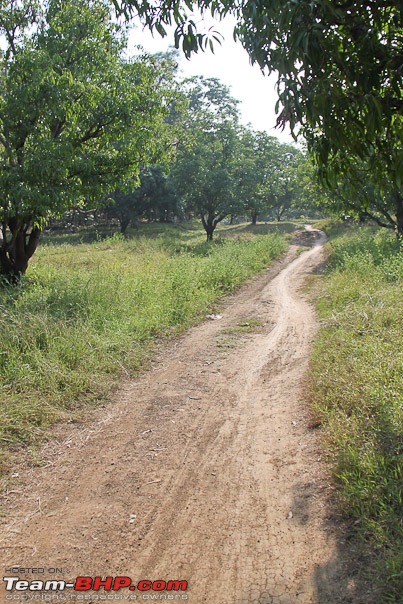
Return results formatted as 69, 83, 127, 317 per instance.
0, 223, 287, 477
308, 223, 403, 601
43, 219, 298, 247
216, 318, 264, 353
221, 318, 263, 334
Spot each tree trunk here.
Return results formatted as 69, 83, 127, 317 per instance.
276, 206, 286, 222
0, 221, 41, 281
201, 213, 216, 241
119, 216, 130, 234
201, 211, 227, 241
394, 190, 403, 238
251, 212, 258, 225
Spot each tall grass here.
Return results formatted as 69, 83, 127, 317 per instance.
309, 224, 403, 601
0, 226, 286, 474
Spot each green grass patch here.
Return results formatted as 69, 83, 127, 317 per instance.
217, 318, 263, 352
309, 224, 403, 601
221, 318, 263, 334
0, 226, 286, 476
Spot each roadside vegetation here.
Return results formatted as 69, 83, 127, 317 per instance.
0, 223, 287, 476
2, 1, 402, 591
309, 222, 403, 602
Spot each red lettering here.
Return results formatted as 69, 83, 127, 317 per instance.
166, 581, 188, 591
74, 577, 93, 591
112, 577, 132, 591
137, 580, 152, 591
152, 581, 166, 591
93, 577, 113, 591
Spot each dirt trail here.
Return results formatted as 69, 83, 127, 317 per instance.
1, 229, 363, 603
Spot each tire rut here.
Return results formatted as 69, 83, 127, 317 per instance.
0, 230, 363, 603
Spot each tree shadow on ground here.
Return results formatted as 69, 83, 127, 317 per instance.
288, 480, 383, 604
42, 221, 299, 249
42, 228, 107, 245
42, 221, 203, 247
218, 222, 298, 237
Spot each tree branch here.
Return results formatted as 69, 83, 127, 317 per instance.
0, 134, 11, 150
213, 213, 227, 226
374, 203, 398, 228
51, 120, 66, 139
77, 118, 116, 144
361, 211, 395, 230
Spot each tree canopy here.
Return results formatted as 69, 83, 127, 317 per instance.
105, 166, 180, 232
237, 1, 403, 185
114, 0, 403, 233
0, 0, 180, 276
172, 77, 242, 240
237, 129, 305, 223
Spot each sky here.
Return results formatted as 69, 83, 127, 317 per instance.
127, 13, 295, 145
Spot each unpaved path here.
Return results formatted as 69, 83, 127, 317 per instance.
1, 230, 367, 603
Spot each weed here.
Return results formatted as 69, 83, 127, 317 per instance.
221, 319, 263, 334
309, 224, 403, 601
0, 225, 286, 476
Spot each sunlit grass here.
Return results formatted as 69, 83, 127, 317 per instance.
309, 224, 403, 601
0, 225, 287, 475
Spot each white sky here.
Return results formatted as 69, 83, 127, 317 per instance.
128, 14, 295, 144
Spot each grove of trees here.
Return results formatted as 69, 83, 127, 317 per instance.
0, 0, 181, 276
103, 75, 314, 241
3, 0, 401, 277
0, 0, 316, 278
114, 0, 403, 236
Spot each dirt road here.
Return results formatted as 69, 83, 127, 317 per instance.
0, 230, 366, 603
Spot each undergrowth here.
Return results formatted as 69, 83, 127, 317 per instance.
0, 226, 286, 475
309, 224, 403, 601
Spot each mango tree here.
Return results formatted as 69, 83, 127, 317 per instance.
114, 0, 403, 235
172, 77, 242, 240
0, 0, 179, 278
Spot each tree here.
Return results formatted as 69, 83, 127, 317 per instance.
105, 166, 180, 232
237, 129, 303, 224
0, 0, 180, 278
172, 77, 242, 240
114, 0, 403, 234
139, 167, 181, 223
268, 146, 304, 222
293, 156, 332, 218
315, 162, 403, 234
236, 129, 272, 225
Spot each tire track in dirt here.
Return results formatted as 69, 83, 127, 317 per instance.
0, 229, 365, 603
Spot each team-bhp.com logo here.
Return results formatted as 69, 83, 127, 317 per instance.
3, 577, 188, 593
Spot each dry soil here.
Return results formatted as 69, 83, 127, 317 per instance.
0, 228, 371, 603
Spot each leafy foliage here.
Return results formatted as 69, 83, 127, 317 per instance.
104, 166, 181, 232
0, 0, 180, 276
310, 225, 403, 600
172, 77, 242, 239
237, 1, 403, 182
312, 161, 403, 235
236, 129, 278, 224
237, 129, 307, 222
115, 0, 403, 232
